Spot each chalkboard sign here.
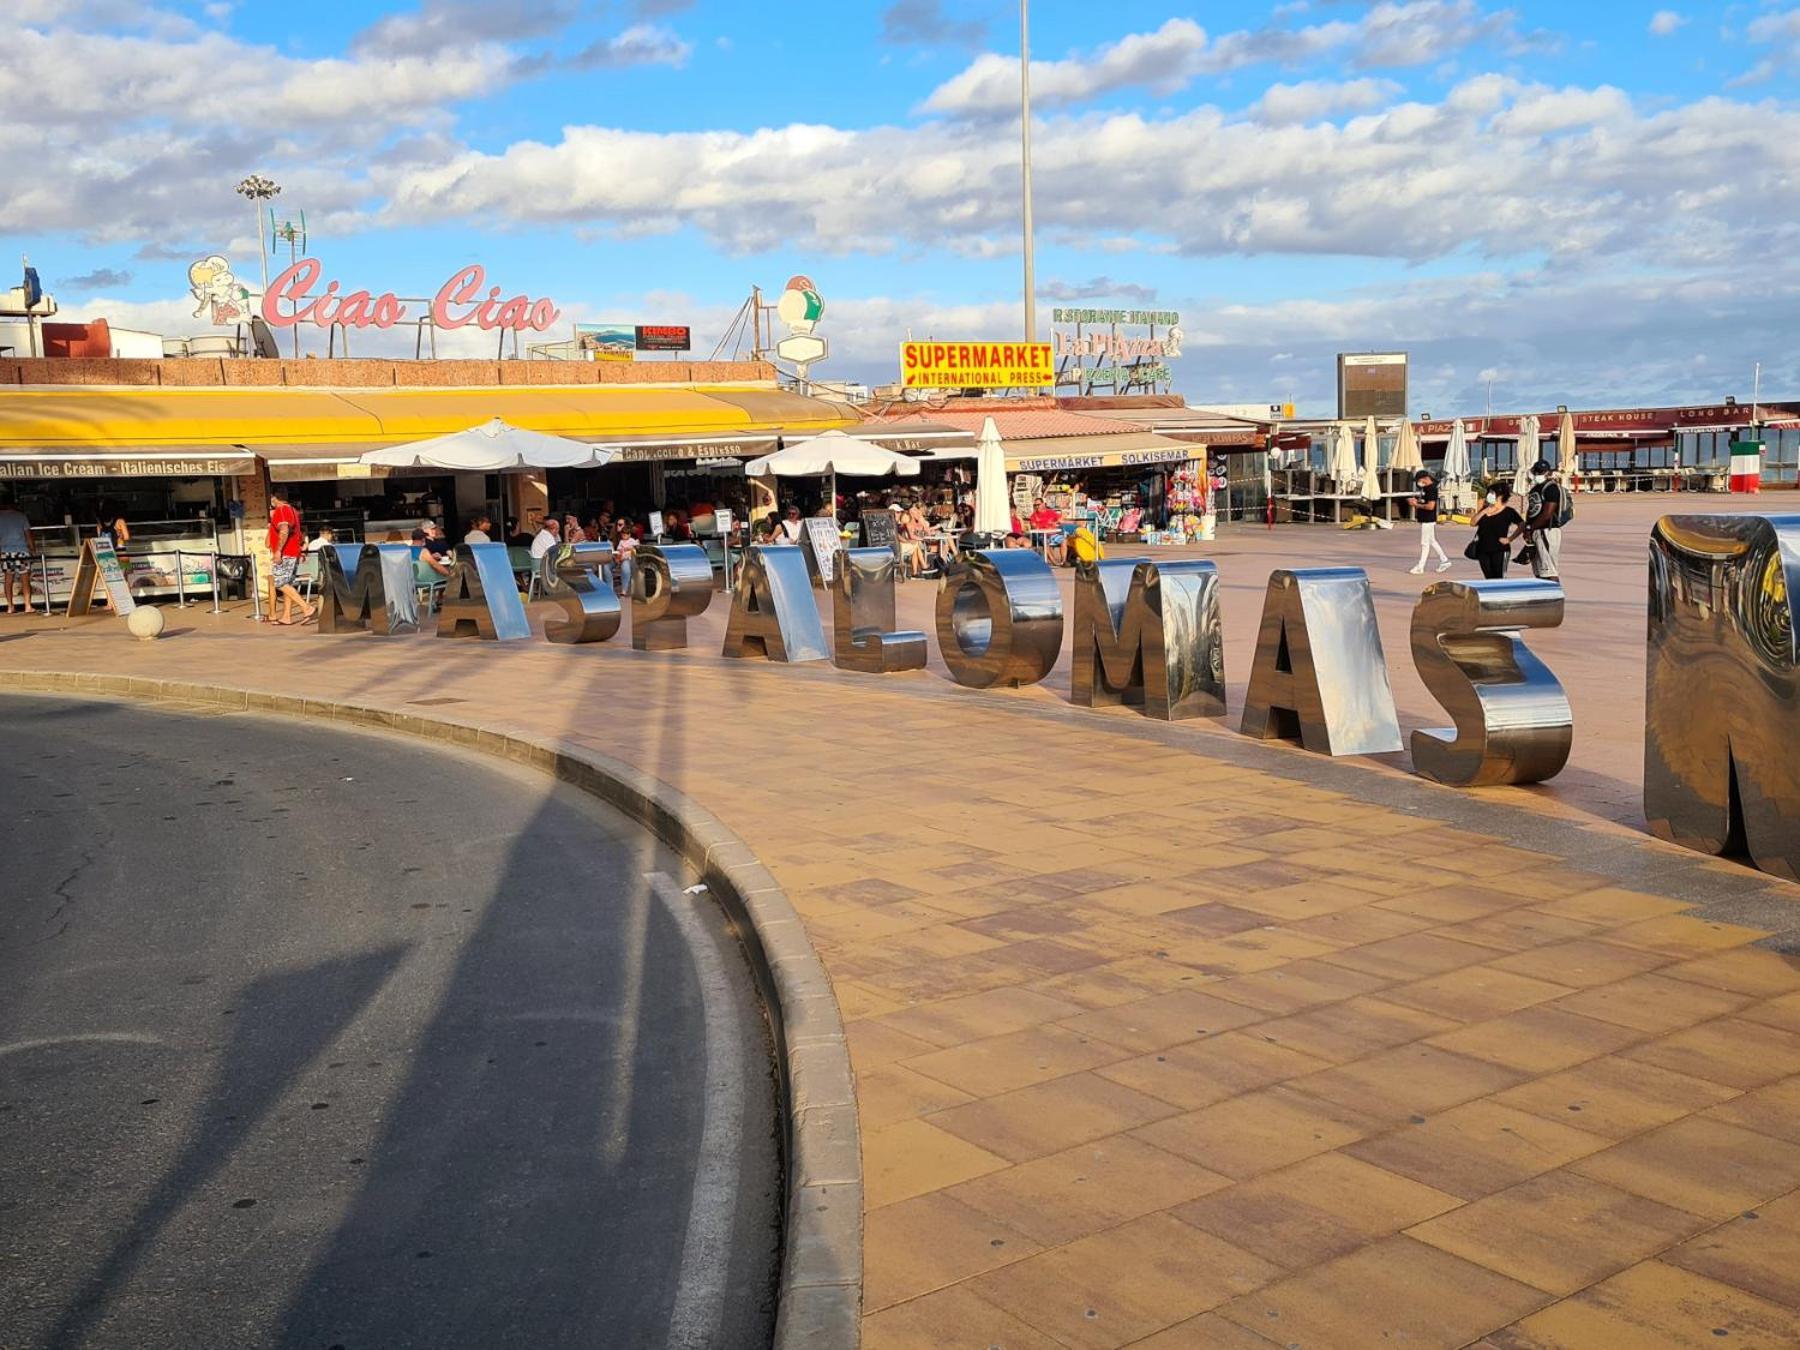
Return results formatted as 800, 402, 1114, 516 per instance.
862, 511, 898, 552
67, 533, 137, 618
802, 516, 843, 584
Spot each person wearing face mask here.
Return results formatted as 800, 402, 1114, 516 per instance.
1468, 485, 1525, 579
1523, 460, 1569, 580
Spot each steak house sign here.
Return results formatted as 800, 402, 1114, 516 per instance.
261, 259, 560, 333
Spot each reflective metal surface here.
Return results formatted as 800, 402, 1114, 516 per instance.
1239, 567, 1402, 755
1071, 558, 1225, 720
542, 542, 622, 645
1646, 513, 1800, 880
934, 548, 1063, 689
833, 546, 927, 673
318, 543, 418, 635
1410, 579, 1571, 787
721, 544, 830, 662
629, 543, 714, 651
436, 543, 532, 641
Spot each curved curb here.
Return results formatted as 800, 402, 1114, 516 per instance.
0, 669, 861, 1348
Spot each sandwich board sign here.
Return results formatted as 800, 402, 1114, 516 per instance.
802, 516, 842, 585
67, 534, 137, 618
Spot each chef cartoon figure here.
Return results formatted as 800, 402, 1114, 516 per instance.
188, 255, 250, 324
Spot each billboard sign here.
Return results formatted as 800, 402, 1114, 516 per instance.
576, 324, 637, 362
1339, 352, 1407, 419
900, 341, 1053, 389
635, 325, 691, 351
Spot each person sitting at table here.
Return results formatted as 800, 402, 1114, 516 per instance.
305, 526, 336, 553
1004, 509, 1030, 547
776, 505, 804, 543
890, 503, 929, 576
1029, 499, 1068, 565
412, 525, 452, 577
462, 515, 492, 545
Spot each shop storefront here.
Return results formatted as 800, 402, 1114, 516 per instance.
0, 375, 860, 585
1004, 434, 1201, 540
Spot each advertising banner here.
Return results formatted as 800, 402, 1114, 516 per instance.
635, 325, 691, 351
901, 341, 1054, 389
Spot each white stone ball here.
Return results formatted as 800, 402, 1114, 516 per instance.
127, 605, 165, 641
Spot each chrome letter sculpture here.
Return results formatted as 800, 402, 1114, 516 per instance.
1072, 558, 1225, 720
834, 546, 927, 673
436, 543, 531, 641
1410, 579, 1571, 786
1646, 514, 1800, 881
1240, 567, 1402, 755
630, 542, 713, 651
935, 549, 1063, 689
722, 544, 830, 662
318, 543, 417, 635
542, 542, 621, 645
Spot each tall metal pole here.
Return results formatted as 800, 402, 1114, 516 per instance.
1020, 0, 1036, 343
252, 196, 268, 301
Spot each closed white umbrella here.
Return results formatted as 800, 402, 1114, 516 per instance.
1327, 421, 1359, 490
974, 416, 1009, 535
360, 418, 613, 470
1391, 418, 1423, 473
1513, 415, 1540, 498
1362, 415, 1383, 497
1557, 410, 1576, 480
1441, 419, 1472, 485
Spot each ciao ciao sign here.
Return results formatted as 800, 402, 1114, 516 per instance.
262, 259, 561, 333
298, 514, 1800, 885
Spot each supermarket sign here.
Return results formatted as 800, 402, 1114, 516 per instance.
900, 341, 1053, 389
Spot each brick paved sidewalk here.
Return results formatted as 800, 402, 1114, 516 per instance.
6, 611, 1800, 1348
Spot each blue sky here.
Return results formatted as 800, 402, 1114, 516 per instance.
7, 1, 1800, 415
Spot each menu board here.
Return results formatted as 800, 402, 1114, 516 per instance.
862, 512, 898, 552
67, 534, 138, 618
802, 516, 842, 583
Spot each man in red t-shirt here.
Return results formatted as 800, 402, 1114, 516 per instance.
1027, 499, 1067, 565
265, 488, 314, 625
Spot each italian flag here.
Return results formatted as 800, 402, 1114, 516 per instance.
1729, 440, 1762, 493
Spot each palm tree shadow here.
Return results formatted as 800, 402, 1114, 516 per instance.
44, 946, 406, 1350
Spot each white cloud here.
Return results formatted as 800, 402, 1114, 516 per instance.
1736, 8, 1800, 84
1648, 10, 1687, 38
923, 3, 1534, 116
564, 23, 692, 70
1252, 78, 1402, 124
924, 18, 1209, 116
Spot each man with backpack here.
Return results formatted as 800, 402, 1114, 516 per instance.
1524, 460, 1571, 581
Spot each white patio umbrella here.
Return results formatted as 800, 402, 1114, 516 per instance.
974, 416, 1010, 535
1362, 414, 1383, 497
1441, 419, 1472, 485
745, 428, 920, 524
1391, 418, 1423, 474
360, 418, 614, 470
1327, 421, 1359, 489
1513, 414, 1540, 498
1557, 410, 1576, 480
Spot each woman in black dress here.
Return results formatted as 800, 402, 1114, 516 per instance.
1469, 487, 1525, 578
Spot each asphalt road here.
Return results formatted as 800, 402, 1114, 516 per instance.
0, 695, 780, 1350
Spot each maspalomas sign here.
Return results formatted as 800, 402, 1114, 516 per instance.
300, 515, 1800, 884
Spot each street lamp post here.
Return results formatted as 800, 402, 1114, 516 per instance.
1020, 0, 1036, 344
234, 174, 280, 304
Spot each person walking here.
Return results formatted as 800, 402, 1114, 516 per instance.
1524, 460, 1569, 580
1468, 486, 1525, 579
1406, 470, 1452, 574
0, 493, 36, 614
266, 488, 315, 625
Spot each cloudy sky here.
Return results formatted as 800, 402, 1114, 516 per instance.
8, 1, 1798, 415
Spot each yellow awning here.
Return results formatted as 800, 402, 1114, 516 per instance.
0, 384, 856, 451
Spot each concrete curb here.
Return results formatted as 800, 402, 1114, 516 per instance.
0, 669, 861, 1348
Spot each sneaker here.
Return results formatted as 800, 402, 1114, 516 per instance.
1407, 564, 1425, 575
1436, 560, 1453, 572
